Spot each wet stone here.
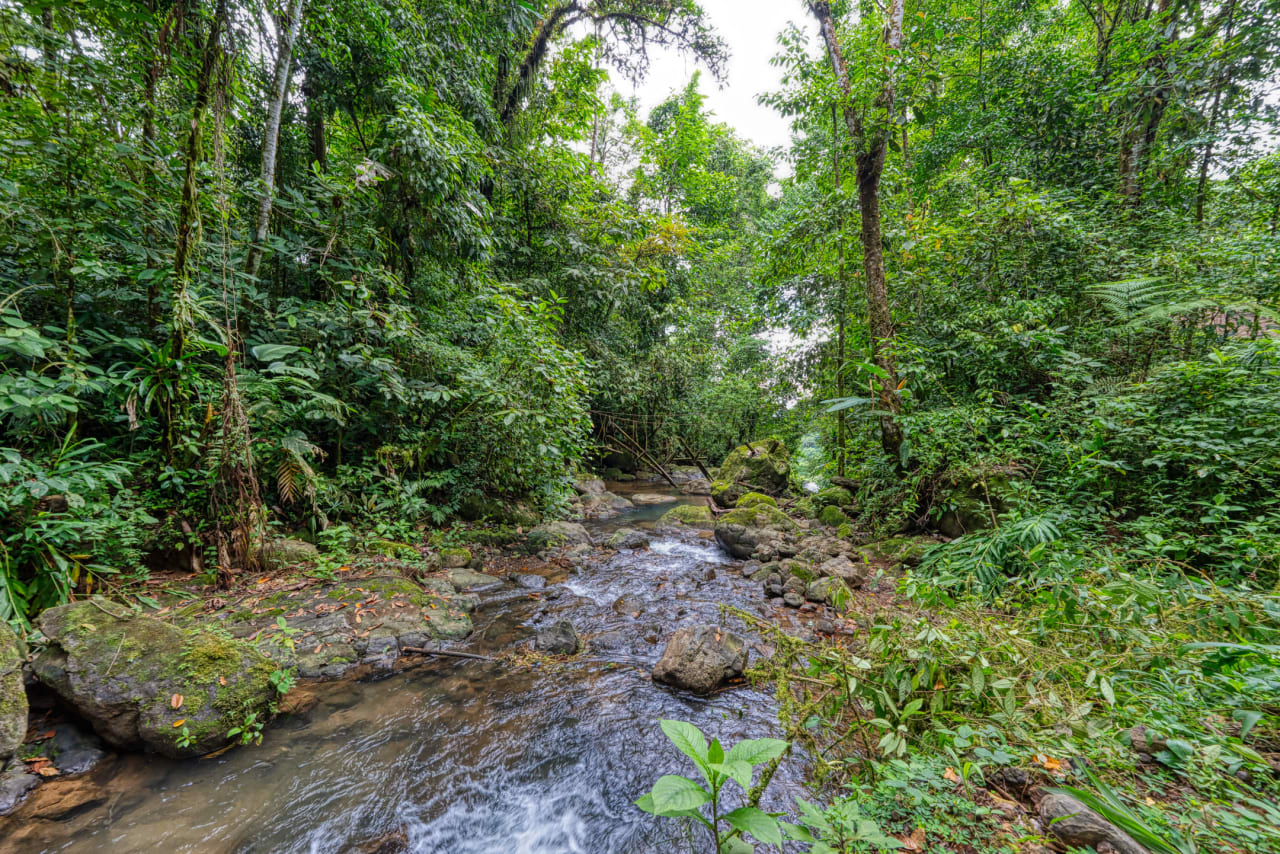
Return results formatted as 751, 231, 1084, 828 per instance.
0, 765, 39, 815
49, 723, 106, 775
534, 621, 580, 655
783, 591, 804, 608
514, 574, 547, 590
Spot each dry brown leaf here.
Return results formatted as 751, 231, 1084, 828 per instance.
35, 765, 60, 777
943, 767, 960, 783
170, 693, 184, 709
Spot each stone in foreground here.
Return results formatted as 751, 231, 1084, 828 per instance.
0, 621, 27, 765
534, 621, 581, 655
32, 599, 278, 758
1038, 793, 1149, 854
652, 625, 748, 694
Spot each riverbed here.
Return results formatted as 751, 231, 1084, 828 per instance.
2, 489, 803, 853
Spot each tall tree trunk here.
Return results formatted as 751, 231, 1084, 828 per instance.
831, 104, 848, 477
809, 0, 905, 461
246, 0, 306, 280
1195, 0, 1236, 226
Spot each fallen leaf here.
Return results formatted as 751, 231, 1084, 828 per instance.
218, 676, 227, 686
943, 766, 960, 783
170, 693, 184, 709
313, 643, 323, 654
35, 765, 60, 777
173, 719, 187, 728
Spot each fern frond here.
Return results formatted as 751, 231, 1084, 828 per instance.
1088, 277, 1173, 319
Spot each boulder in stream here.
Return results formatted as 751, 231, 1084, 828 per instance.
0, 620, 27, 765
534, 621, 581, 655
32, 599, 278, 759
658, 503, 714, 528
713, 504, 798, 560
652, 625, 748, 694
607, 528, 650, 550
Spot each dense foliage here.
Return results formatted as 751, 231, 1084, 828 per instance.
0, 0, 783, 622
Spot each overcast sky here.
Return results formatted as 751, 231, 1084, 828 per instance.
620, 0, 815, 154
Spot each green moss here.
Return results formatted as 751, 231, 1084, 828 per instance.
837, 523, 853, 540
737, 492, 778, 509
710, 480, 745, 509
818, 505, 848, 527
813, 486, 853, 508
659, 504, 714, 526
719, 504, 797, 532
793, 497, 818, 519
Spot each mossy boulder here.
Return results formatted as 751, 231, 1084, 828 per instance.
259, 538, 318, 570
659, 503, 714, 527
710, 480, 746, 509
439, 547, 472, 569
32, 599, 277, 758
818, 504, 849, 527
813, 486, 852, 509
0, 622, 27, 764
934, 470, 1017, 538
716, 439, 791, 496
714, 504, 799, 560
736, 492, 778, 509
868, 535, 938, 567
528, 521, 592, 549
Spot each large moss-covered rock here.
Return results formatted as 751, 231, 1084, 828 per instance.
32, 599, 277, 758
659, 503, 714, 527
528, 521, 593, 549
259, 538, 318, 570
935, 470, 1017, 538
818, 504, 849, 527
716, 439, 791, 496
714, 504, 798, 560
710, 480, 746, 509
813, 486, 853, 509
0, 622, 27, 765
737, 492, 777, 509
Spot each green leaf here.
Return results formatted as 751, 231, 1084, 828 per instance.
724, 807, 783, 846
1233, 709, 1263, 740
710, 759, 753, 790
251, 344, 305, 362
726, 737, 789, 766
648, 775, 711, 816
660, 719, 709, 767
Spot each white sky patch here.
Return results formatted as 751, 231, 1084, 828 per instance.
623, 0, 813, 154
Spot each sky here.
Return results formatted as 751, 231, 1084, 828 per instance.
620, 0, 814, 154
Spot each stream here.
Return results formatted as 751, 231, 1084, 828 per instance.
3, 486, 804, 853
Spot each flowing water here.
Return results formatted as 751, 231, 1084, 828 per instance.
3, 488, 804, 853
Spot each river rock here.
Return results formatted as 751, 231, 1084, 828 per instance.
449, 568, 504, 591
652, 625, 748, 694
607, 528, 651, 550
806, 577, 837, 604
713, 504, 798, 559
1038, 793, 1149, 854
32, 599, 277, 759
529, 521, 593, 548
513, 573, 547, 590
658, 503, 714, 528
440, 548, 472, 569
782, 591, 804, 608
581, 491, 634, 520
47, 723, 106, 775
574, 478, 606, 495
535, 621, 580, 655
0, 764, 39, 815
630, 493, 678, 505
0, 621, 27, 764
763, 572, 784, 598
817, 555, 867, 588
